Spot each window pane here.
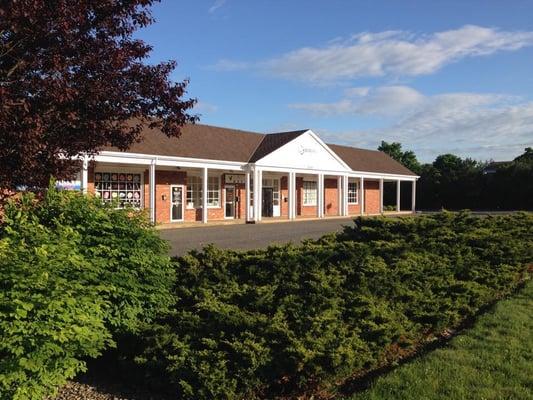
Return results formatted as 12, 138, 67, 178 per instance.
348, 181, 358, 204
94, 172, 142, 208
187, 176, 202, 208
207, 176, 220, 207
303, 181, 317, 206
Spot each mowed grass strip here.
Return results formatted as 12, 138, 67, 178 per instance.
344, 279, 533, 400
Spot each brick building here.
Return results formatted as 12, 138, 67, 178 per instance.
80, 124, 418, 224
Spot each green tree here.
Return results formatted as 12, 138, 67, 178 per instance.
378, 141, 421, 174
513, 147, 533, 163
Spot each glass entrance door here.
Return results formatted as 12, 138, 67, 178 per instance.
225, 186, 236, 218
262, 187, 274, 217
170, 185, 184, 221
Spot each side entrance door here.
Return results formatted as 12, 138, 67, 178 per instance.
170, 185, 184, 222
225, 186, 236, 218
262, 187, 274, 217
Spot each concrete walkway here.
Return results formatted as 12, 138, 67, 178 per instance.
160, 217, 355, 256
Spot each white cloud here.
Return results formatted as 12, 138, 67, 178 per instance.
208, 59, 249, 71
194, 101, 219, 114
290, 85, 425, 116
293, 86, 533, 161
211, 25, 533, 84
208, 0, 227, 14
344, 87, 371, 97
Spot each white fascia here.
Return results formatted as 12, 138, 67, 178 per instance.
249, 163, 418, 181
90, 151, 418, 180
93, 151, 247, 171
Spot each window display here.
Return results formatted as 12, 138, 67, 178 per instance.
94, 172, 142, 208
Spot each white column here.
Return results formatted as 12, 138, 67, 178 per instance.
396, 179, 401, 212
411, 180, 416, 212
257, 169, 262, 221
291, 173, 297, 219
337, 176, 342, 216
81, 155, 89, 194
253, 168, 262, 222
288, 172, 294, 220
343, 175, 349, 216
202, 167, 208, 223
321, 174, 325, 217
379, 178, 384, 214
245, 170, 251, 222
257, 170, 263, 221
360, 177, 365, 215
287, 173, 291, 220
316, 174, 322, 218
149, 159, 156, 224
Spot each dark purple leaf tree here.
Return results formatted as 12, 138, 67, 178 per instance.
0, 0, 197, 192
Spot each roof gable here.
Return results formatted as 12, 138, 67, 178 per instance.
253, 130, 351, 172
249, 130, 308, 162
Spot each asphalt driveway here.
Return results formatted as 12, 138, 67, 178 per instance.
159, 218, 355, 256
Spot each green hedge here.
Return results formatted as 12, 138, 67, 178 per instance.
130, 212, 532, 399
0, 188, 175, 400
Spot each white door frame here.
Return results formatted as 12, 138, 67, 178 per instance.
224, 185, 236, 219
170, 184, 185, 222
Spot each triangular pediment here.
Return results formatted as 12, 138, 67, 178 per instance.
253, 130, 350, 172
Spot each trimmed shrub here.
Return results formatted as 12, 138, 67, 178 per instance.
0, 188, 174, 399
131, 212, 532, 399
35, 187, 175, 333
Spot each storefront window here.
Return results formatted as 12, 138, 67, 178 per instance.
187, 176, 220, 208
348, 181, 358, 204
207, 176, 220, 207
94, 172, 142, 208
187, 176, 202, 208
303, 181, 317, 206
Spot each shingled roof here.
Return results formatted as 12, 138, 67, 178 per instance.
249, 130, 308, 162
104, 123, 416, 176
328, 144, 417, 176
104, 123, 265, 163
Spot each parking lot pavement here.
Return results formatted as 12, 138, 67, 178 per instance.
159, 217, 355, 256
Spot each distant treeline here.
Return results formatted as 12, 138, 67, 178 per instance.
378, 143, 533, 211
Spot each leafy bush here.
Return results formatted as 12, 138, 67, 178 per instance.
36, 187, 175, 333
0, 188, 174, 400
130, 212, 532, 400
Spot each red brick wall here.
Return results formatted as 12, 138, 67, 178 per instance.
347, 179, 382, 215
324, 178, 339, 216
234, 182, 246, 220
364, 180, 380, 214
280, 176, 289, 217
153, 170, 187, 223
348, 203, 361, 215
87, 165, 384, 222
87, 162, 95, 193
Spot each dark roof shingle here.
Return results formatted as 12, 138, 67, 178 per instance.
249, 130, 308, 162
328, 144, 417, 176
104, 123, 416, 176
105, 123, 264, 163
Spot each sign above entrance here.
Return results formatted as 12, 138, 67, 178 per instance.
225, 174, 245, 184
254, 131, 350, 172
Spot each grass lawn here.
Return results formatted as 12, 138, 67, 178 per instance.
343, 279, 533, 400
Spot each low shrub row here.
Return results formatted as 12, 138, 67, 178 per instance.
128, 212, 532, 399
0, 187, 175, 400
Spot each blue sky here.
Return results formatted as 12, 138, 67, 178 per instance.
137, 0, 533, 162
